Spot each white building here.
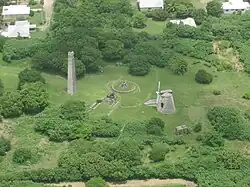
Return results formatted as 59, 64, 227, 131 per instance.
170, 17, 197, 27
1, 20, 36, 38
137, 0, 164, 9
2, 5, 30, 20
222, 0, 250, 14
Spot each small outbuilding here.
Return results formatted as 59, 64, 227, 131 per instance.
137, 0, 164, 9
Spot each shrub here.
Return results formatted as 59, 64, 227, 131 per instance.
0, 79, 3, 96
193, 122, 202, 132
20, 82, 49, 115
195, 69, 213, 84
213, 90, 221, 95
18, 68, 45, 89
29, 10, 35, 17
169, 56, 188, 75
132, 12, 147, 29
86, 177, 108, 187
207, 107, 246, 140
28, 0, 37, 5
13, 148, 32, 164
128, 56, 150, 76
242, 93, 250, 100
60, 100, 87, 120
202, 132, 224, 147
244, 109, 250, 120
92, 117, 120, 138
149, 143, 169, 162
0, 91, 23, 118
0, 138, 11, 156
146, 117, 165, 135
151, 9, 168, 21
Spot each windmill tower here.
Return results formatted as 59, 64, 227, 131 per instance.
156, 81, 176, 114
67, 51, 77, 95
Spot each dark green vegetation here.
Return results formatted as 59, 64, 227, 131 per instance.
1, 0, 250, 187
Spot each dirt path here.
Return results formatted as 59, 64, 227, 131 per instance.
48, 179, 197, 187
40, 0, 53, 31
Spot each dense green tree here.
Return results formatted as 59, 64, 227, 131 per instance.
13, 148, 32, 164
0, 138, 11, 156
195, 69, 213, 84
0, 36, 7, 52
92, 116, 120, 137
110, 138, 142, 166
18, 68, 45, 89
175, 3, 195, 19
169, 56, 188, 75
146, 117, 165, 135
207, 107, 246, 140
0, 78, 3, 96
0, 91, 23, 118
101, 40, 124, 61
81, 47, 103, 73
192, 8, 207, 25
206, 0, 223, 17
60, 100, 87, 120
216, 150, 244, 169
20, 82, 49, 115
128, 55, 150, 76
193, 121, 202, 132
86, 177, 108, 187
202, 132, 224, 147
151, 9, 168, 21
149, 143, 169, 162
132, 12, 147, 29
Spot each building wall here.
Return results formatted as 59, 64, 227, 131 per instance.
223, 8, 247, 14
3, 14, 29, 20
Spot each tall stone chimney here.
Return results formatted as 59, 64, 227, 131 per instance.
67, 51, 77, 95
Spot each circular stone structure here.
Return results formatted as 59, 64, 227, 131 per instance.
111, 80, 137, 93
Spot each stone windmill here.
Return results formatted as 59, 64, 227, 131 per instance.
67, 51, 77, 95
144, 81, 176, 114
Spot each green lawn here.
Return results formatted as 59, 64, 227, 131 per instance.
29, 11, 45, 25
1, 57, 250, 172
133, 18, 166, 35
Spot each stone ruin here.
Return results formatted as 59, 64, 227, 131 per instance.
120, 81, 128, 89
144, 81, 176, 114
103, 91, 117, 104
175, 125, 189, 135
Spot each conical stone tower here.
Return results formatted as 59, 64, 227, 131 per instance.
156, 91, 175, 114
67, 51, 77, 95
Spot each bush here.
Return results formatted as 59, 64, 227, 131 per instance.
92, 117, 120, 137
202, 132, 224, 147
242, 93, 250, 100
0, 139, 11, 156
207, 107, 246, 140
29, 10, 35, 17
86, 177, 108, 187
18, 68, 45, 89
60, 100, 87, 120
151, 9, 168, 21
13, 148, 32, 164
195, 69, 213, 84
128, 56, 150, 76
193, 122, 202, 132
0, 91, 23, 118
244, 109, 250, 120
0, 79, 3, 96
20, 82, 49, 115
149, 143, 169, 162
132, 12, 147, 29
28, 0, 37, 5
213, 90, 221, 95
169, 56, 188, 75
146, 117, 165, 135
